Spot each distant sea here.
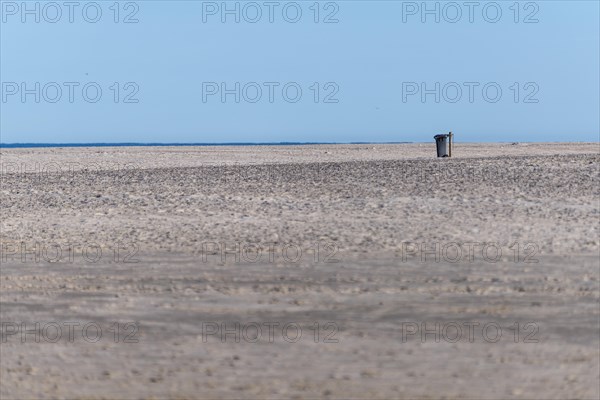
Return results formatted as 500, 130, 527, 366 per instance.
0, 142, 412, 149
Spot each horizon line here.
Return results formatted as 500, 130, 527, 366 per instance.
1, 140, 597, 149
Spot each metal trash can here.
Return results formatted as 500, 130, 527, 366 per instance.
434, 132, 453, 157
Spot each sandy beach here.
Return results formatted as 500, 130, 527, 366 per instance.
1, 143, 598, 399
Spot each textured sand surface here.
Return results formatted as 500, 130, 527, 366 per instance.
0, 143, 599, 399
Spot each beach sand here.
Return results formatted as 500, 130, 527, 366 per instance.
1, 143, 598, 399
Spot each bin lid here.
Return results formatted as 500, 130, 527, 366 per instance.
434, 134, 449, 140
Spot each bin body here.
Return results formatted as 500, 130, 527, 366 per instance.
434, 134, 450, 157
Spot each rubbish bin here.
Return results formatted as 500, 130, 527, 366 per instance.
434, 132, 453, 157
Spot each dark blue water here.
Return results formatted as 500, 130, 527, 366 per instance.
0, 142, 412, 149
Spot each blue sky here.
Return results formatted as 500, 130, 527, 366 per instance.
1, 0, 599, 143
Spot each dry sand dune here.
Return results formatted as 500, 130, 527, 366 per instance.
0, 143, 599, 399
